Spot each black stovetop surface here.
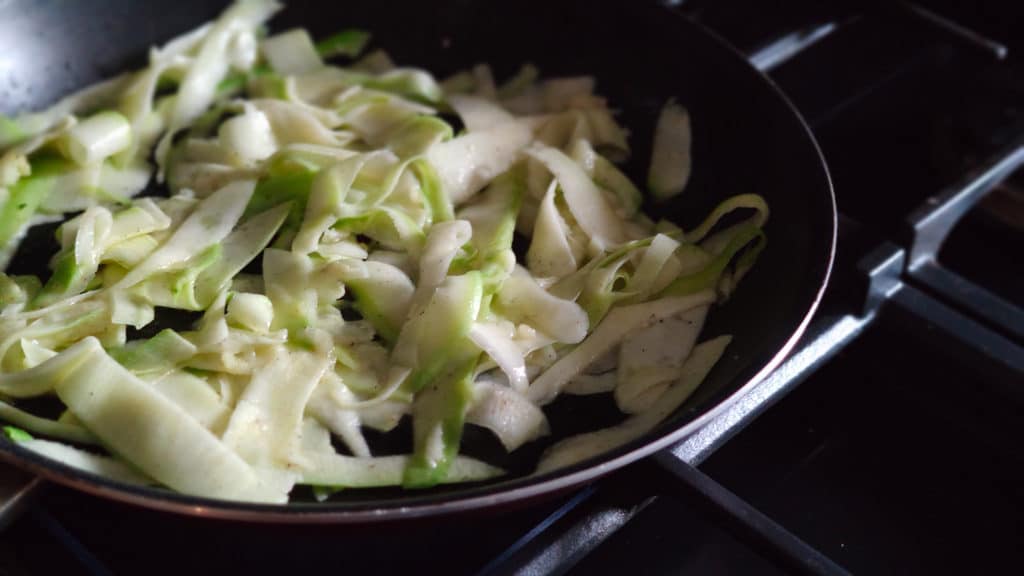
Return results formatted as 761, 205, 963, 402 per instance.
3, 1, 1023, 575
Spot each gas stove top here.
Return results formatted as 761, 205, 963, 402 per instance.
2, 1, 1022, 574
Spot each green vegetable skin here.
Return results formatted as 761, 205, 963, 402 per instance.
0, 156, 70, 248
404, 352, 477, 487
0, 115, 27, 149
245, 169, 317, 248
399, 272, 484, 486
3, 425, 33, 442
0, 0, 770, 501
314, 29, 371, 59
344, 263, 414, 343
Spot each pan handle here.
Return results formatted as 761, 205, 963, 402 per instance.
0, 461, 43, 530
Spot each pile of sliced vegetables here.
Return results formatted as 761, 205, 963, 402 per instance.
0, 0, 768, 503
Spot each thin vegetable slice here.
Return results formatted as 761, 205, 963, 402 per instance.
615, 305, 708, 414
54, 337, 288, 502
0, 399, 98, 445
466, 379, 549, 451
426, 118, 537, 203
526, 144, 625, 250
527, 290, 715, 405
18, 438, 151, 485
647, 101, 692, 200
221, 336, 332, 468
295, 419, 502, 488
537, 335, 731, 473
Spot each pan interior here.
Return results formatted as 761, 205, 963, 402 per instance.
0, 0, 834, 514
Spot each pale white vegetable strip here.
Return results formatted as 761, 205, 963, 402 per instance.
107, 199, 172, 244
563, 372, 618, 396
228, 29, 259, 70
114, 180, 255, 289
426, 118, 537, 203
305, 378, 371, 458
262, 249, 317, 331
0, 337, 97, 398
408, 220, 471, 316
447, 94, 515, 132
580, 107, 630, 156
541, 77, 596, 111
0, 399, 98, 445
526, 144, 625, 250
335, 259, 415, 341
226, 293, 274, 333
261, 28, 323, 75
218, 106, 278, 165
73, 207, 112, 283
537, 335, 731, 473
18, 439, 151, 485
626, 233, 681, 296
0, 300, 108, 365
615, 305, 708, 414
65, 111, 133, 166
527, 179, 578, 278
37, 163, 151, 214
148, 370, 231, 433
528, 290, 715, 405
496, 63, 539, 99
117, 57, 182, 162
648, 102, 692, 200
570, 138, 641, 216
355, 50, 395, 74
18, 339, 58, 368
3, 290, 98, 323
194, 202, 290, 305
251, 99, 344, 146
53, 337, 286, 502
468, 322, 529, 392
150, 22, 213, 62
294, 419, 502, 487
339, 365, 410, 408
156, 0, 282, 169
103, 236, 158, 268
107, 290, 155, 330
290, 67, 353, 104
358, 400, 409, 432
292, 154, 371, 255
221, 338, 332, 469
494, 266, 588, 345
0, 73, 131, 152
471, 64, 498, 100
1, 117, 73, 188
466, 379, 549, 451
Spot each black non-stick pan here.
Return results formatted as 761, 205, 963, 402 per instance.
0, 0, 835, 522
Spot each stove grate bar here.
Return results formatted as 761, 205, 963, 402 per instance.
900, 1, 1008, 59
887, 282, 1024, 376
911, 261, 1024, 343
654, 454, 853, 576
904, 139, 1024, 345
475, 485, 651, 576
748, 20, 845, 73
29, 506, 113, 576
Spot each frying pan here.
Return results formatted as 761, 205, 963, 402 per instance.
0, 0, 835, 522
